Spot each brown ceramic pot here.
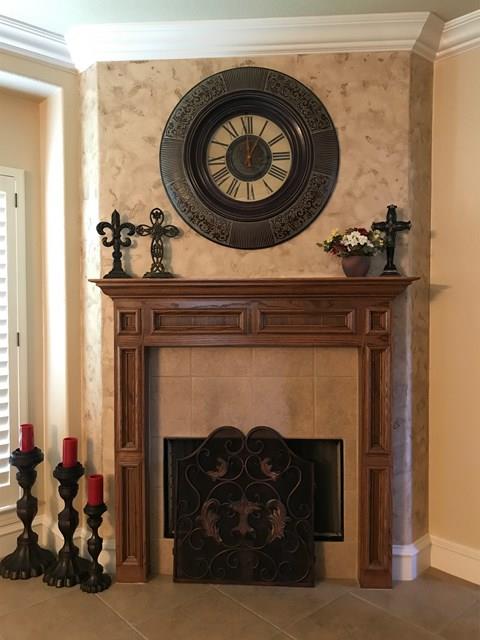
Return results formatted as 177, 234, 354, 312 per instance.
341, 255, 371, 277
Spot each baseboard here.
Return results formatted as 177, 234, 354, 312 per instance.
393, 534, 431, 580
430, 535, 480, 585
0, 514, 116, 575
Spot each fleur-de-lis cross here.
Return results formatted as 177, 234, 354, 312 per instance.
136, 208, 179, 278
96, 210, 136, 279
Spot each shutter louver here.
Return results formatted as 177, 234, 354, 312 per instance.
0, 192, 11, 489
0, 174, 23, 508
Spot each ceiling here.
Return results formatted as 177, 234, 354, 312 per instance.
1, 0, 478, 35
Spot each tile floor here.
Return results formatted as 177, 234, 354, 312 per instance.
0, 569, 478, 640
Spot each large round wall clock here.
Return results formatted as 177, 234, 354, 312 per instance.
160, 66, 339, 249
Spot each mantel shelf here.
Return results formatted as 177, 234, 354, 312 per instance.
91, 276, 418, 300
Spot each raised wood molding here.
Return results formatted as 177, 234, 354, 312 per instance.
93, 276, 416, 586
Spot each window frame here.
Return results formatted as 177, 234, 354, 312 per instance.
0, 166, 28, 512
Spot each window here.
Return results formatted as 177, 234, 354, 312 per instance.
0, 168, 27, 509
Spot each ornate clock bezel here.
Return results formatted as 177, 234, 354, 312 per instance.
160, 66, 339, 250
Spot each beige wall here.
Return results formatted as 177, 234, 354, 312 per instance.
81, 51, 433, 550
0, 89, 43, 443
0, 52, 81, 538
430, 48, 480, 554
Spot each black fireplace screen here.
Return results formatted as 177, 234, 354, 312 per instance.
173, 426, 315, 587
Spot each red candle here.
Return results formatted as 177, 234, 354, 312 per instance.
62, 437, 78, 468
20, 423, 34, 452
87, 474, 104, 506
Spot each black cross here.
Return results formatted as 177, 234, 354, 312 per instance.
96, 210, 135, 279
372, 204, 411, 276
136, 208, 179, 278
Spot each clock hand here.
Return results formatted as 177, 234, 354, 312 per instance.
245, 135, 252, 168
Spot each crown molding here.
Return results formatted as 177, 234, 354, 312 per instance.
437, 9, 480, 60
3, 11, 480, 73
66, 12, 443, 72
0, 14, 74, 70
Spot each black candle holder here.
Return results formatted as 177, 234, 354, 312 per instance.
43, 462, 89, 587
80, 503, 112, 593
0, 447, 55, 579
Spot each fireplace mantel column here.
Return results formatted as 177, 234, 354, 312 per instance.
93, 277, 416, 587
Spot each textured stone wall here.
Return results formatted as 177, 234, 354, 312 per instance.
80, 51, 432, 556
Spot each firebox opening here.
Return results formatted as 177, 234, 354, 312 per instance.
164, 436, 344, 542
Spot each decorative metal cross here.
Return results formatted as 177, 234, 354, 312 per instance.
136, 208, 180, 278
96, 210, 136, 279
372, 204, 411, 276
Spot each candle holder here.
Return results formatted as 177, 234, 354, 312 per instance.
43, 462, 89, 587
81, 503, 112, 593
0, 447, 55, 579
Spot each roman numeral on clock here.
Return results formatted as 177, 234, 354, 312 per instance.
212, 166, 230, 186
263, 179, 273, 194
241, 116, 253, 135
268, 133, 285, 147
272, 151, 291, 161
268, 164, 288, 181
207, 155, 226, 166
222, 120, 239, 139
226, 178, 240, 198
246, 183, 255, 201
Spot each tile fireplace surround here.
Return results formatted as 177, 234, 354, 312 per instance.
93, 276, 416, 588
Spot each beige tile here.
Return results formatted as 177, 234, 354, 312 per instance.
0, 575, 60, 617
253, 347, 314, 377
148, 436, 163, 486
150, 347, 191, 377
251, 377, 314, 437
440, 601, 480, 640
192, 377, 252, 434
315, 376, 357, 438
286, 593, 436, 640
0, 589, 139, 640
344, 489, 358, 542
191, 347, 252, 377
315, 347, 358, 377
318, 542, 358, 580
343, 438, 359, 492
353, 570, 479, 633
150, 487, 163, 539
136, 590, 280, 640
159, 538, 174, 575
217, 580, 348, 627
99, 575, 210, 626
151, 377, 192, 437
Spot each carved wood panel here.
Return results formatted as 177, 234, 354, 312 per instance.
94, 277, 416, 588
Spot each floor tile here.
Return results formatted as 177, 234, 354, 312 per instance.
352, 569, 479, 633
286, 593, 438, 640
98, 575, 212, 625
439, 602, 480, 640
136, 590, 281, 640
217, 580, 348, 627
0, 589, 140, 640
0, 575, 61, 617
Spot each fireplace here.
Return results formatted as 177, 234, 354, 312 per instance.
164, 437, 344, 543
93, 276, 416, 587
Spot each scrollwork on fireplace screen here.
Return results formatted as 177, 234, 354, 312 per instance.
173, 426, 315, 587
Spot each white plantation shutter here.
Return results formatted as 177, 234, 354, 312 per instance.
0, 171, 26, 508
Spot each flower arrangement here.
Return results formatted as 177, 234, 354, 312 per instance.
320, 227, 384, 257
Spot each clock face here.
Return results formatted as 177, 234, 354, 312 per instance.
160, 66, 339, 249
206, 114, 292, 202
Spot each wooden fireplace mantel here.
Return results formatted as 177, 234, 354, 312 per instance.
92, 276, 417, 588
